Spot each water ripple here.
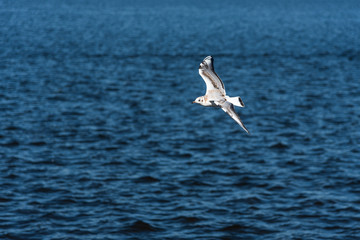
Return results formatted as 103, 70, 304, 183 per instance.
1, 0, 360, 239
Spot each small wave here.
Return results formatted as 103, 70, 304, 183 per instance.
2, 140, 20, 147
134, 176, 160, 183
28, 141, 46, 146
219, 224, 247, 232
4, 126, 20, 131
0, 197, 11, 203
123, 220, 161, 233
269, 142, 289, 149
172, 215, 204, 224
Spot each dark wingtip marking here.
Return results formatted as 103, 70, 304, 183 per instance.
242, 125, 250, 134
238, 97, 245, 107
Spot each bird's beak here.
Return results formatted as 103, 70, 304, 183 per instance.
192, 101, 195, 104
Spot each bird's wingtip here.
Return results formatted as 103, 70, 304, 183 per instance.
242, 126, 250, 135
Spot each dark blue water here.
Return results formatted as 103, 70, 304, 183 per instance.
1, 0, 360, 239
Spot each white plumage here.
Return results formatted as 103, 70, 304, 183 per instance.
193, 56, 249, 134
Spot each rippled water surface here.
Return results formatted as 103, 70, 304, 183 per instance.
1, 0, 360, 239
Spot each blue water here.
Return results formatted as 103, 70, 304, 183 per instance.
1, 0, 360, 239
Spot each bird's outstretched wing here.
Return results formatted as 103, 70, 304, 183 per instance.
199, 56, 226, 96
220, 101, 250, 134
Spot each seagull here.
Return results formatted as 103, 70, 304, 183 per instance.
192, 56, 250, 134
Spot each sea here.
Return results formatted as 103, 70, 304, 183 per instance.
1, 0, 360, 239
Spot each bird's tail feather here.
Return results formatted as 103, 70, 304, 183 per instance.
226, 96, 245, 107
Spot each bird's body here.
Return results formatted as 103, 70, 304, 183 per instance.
193, 56, 249, 134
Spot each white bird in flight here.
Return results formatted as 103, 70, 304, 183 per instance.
192, 56, 250, 134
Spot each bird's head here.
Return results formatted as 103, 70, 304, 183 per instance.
192, 96, 205, 105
